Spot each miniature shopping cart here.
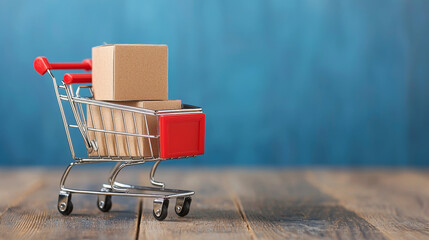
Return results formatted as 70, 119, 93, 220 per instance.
34, 57, 205, 221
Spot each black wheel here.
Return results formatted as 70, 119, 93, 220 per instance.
175, 197, 192, 217
58, 193, 73, 216
97, 195, 112, 212
153, 199, 169, 221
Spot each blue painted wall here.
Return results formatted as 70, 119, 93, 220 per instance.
0, 0, 428, 166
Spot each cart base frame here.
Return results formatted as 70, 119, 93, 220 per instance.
57, 159, 194, 221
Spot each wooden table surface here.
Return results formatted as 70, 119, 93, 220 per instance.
0, 167, 428, 240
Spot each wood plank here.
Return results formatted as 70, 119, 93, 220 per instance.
306, 170, 429, 240
0, 168, 45, 215
227, 169, 388, 240
1, 168, 427, 240
138, 168, 252, 240
0, 165, 141, 239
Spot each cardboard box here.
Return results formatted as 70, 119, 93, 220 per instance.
87, 100, 181, 157
92, 44, 168, 101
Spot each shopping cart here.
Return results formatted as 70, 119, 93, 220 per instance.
34, 56, 205, 221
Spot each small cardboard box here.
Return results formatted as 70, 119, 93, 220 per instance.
87, 100, 181, 157
92, 44, 168, 101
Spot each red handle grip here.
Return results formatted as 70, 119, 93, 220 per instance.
34, 56, 92, 75
63, 73, 92, 84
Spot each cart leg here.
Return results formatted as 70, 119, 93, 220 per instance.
60, 162, 76, 190
150, 160, 165, 189
58, 191, 73, 215
109, 163, 129, 192
175, 197, 192, 217
109, 162, 123, 178
153, 198, 169, 221
97, 187, 112, 212
107, 161, 147, 192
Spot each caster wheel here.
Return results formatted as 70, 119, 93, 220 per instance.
97, 195, 112, 212
175, 197, 192, 217
58, 191, 73, 216
153, 199, 169, 221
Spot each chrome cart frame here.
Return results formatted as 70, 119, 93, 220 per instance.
34, 57, 202, 220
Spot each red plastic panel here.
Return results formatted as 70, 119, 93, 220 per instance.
159, 113, 205, 158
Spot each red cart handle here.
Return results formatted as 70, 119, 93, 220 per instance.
34, 56, 92, 75
64, 73, 92, 84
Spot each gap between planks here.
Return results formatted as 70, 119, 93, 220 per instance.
228, 187, 258, 240
304, 170, 429, 240
302, 171, 390, 240
134, 198, 143, 240
136, 169, 254, 240
0, 167, 141, 239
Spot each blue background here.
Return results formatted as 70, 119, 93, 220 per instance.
0, 0, 428, 166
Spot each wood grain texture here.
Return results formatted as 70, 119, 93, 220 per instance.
306, 169, 429, 240
0, 168, 45, 215
0, 166, 140, 240
138, 168, 251, 240
226, 170, 388, 240
0, 168, 428, 240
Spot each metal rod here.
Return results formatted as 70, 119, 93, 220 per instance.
69, 125, 159, 138
121, 110, 132, 158
59, 96, 203, 115
132, 112, 143, 157
88, 104, 101, 157
150, 160, 165, 189
64, 81, 92, 151
144, 114, 154, 158
47, 70, 76, 159
110, 108, 120, 156
61, 187, 194, 199
99, 106, 111, 157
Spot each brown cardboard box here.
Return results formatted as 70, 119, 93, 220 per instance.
87, 100, 181, 157
92, 44, 168, 101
